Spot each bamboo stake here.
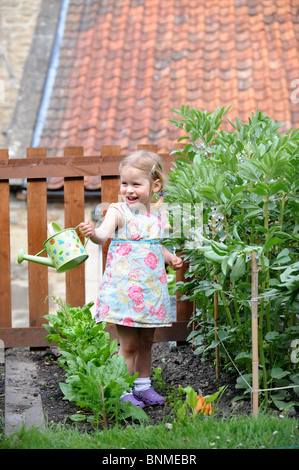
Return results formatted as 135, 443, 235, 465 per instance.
251, 251, 259, 417
211, 216, 220, 379
191, 301, 196, 352
100, 384, 107, 429
214, 290, 220, 379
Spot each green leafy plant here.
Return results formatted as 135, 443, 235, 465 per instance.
165, 107, 299, 410
43, 298, 149, 428
175, 385, 225, 424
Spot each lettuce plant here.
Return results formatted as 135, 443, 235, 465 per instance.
43, 299, 148, 427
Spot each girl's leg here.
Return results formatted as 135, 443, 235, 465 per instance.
116, 325, 164, 406
133, 327, 164, 405
134, 327, 155, 377
116, 324, 139, 376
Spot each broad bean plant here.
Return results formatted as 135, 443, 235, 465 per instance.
165, 106, 299, 410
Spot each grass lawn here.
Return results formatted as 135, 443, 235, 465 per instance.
0, 412, 298, 450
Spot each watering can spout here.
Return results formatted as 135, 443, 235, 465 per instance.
17, 248, 55, 268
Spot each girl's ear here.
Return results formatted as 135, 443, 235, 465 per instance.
152, 179, 162, 193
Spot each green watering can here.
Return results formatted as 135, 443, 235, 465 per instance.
17, 222, 89, 273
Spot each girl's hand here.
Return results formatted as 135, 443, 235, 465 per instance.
79, 220, 95, 238
169, 254, 183, 271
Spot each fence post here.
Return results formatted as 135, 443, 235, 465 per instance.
0, 149, 12, 327
100, 145, 122, 270
64, 146, 86, 307
27, 147, 48, 326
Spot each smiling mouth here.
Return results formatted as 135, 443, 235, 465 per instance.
126, 196, 138, 203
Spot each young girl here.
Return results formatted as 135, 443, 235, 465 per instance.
79, 150, 183, 408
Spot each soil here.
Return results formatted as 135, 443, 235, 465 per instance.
25, 343, 251, 432
0, 364, 4, 428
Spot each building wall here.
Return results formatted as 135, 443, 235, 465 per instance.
0, 0, 42, 149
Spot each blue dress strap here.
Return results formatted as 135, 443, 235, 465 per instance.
111, 238, 161, 245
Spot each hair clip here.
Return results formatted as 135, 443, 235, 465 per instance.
151, 163, 157, 175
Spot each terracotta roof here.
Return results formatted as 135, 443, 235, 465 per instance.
39, 0, 299, 189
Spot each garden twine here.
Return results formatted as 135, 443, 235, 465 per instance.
218, 336, 299, 395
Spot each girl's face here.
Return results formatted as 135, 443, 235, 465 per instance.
120, 166, 161, 211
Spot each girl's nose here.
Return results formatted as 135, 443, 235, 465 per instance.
126, 185, 134, 193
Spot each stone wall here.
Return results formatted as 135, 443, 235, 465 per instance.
0, 0, 42, 149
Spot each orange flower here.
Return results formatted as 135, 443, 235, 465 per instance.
203, 402, 213, 415
195, 395, 213, 415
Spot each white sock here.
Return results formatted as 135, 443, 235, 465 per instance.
120, 389, 132, 398
134, 377, 151, 392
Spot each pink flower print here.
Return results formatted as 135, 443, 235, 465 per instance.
149, 305, 167, 320
159, 269, 167, 283
128, 269, 140, 280
107, 252, 113, 267
144, 252, 158, 270
116, 243, 132, 255
99, 304, 110, 317
120, 317, 135, 327
131, 232, 141, 241
133, 300, 145, 313
128, 285, 143, 302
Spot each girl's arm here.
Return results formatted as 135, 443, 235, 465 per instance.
162, 245, 183, 270
79, 206, 122, 245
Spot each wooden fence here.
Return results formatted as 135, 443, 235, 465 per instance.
0, 145, 192, 348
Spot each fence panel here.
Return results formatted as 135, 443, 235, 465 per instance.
0, 146, 192, 347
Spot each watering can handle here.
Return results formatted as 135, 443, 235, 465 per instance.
74, 224, 90, 248
48, 222, 89, 247
48, 222, 62, 236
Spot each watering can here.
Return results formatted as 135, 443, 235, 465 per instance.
17, 222, 89, 273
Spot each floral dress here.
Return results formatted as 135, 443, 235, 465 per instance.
95, 202, 172, 328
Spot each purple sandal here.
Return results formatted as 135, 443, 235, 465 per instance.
119, 393, 145, 408
133, 387, 165, 406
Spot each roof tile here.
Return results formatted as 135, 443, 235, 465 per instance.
39, 0, 299, 189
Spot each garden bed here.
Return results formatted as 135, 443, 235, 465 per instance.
33, 342, 251, 431
0, 364, 4, 427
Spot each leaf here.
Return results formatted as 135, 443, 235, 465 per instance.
59, 382, 78, 402
235, 352, 252, 364
118, 402, 150, 423
69, 414, 87, 422
252, 182, 269, 195
180, 386, 198, 409
263, 236, 283, 252
270, 368, 290, 380
205, 250, 226, 262
221, 256, 230, 275
230, 254, 246, 282
265, 331, 280, 342
205, 386, 226, 405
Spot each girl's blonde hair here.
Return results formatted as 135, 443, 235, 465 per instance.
119, 150, 166, 205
